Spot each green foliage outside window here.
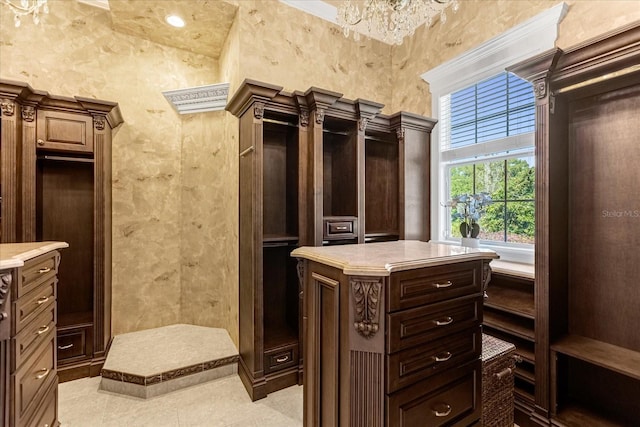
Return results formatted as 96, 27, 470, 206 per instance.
449, 157, 535, 243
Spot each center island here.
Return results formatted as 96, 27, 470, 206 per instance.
291, 240, 498, 427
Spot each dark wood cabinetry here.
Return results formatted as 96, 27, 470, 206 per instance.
483, 269, 536, 425
1, 245, 66, 427
227, 80, 435, 400
0, 80, 123, 382
293, 241, 496, 427
509, 22, 640, 426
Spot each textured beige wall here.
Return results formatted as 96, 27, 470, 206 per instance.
234, 0, 394, 111
392, 0, 640, 115
0, 0, 219, 336
180, 111, 238, 344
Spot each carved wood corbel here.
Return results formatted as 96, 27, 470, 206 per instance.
1, 99, 15, 116
93, 116, 106, 130
351, 277, 382, 338
482, 261, 492, 298
296, 259, 305, 299
253, 102, 265, 120
299, 110, 309, 127
21, 105, 35, 122
315, 108, 325, 125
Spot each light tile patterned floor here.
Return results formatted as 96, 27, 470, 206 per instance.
59, 375, 303, 427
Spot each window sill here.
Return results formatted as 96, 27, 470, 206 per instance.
490, 259, 535, 280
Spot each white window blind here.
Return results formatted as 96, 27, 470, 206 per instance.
440, 72, 535, 162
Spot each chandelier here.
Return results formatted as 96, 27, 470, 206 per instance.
1, 0, 48, 27
336, 0, 459, 45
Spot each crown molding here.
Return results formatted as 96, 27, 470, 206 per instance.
163, 83, 230, 115
421, 2, 568, 96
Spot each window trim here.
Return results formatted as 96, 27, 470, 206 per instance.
421, 2, 567, 263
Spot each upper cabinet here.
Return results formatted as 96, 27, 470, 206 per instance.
226, 79, 436, 401
36, 110, 94, 153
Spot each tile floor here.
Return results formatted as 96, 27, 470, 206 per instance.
59, 374, 303, 427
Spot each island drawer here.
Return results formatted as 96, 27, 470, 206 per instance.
12, 278, 56, 336
386, 359, 481, 427
27, 377, 58, 427
19, 252, 58, 299
387, 326, 481, 393
387, 295, 481, 354
11, 301, 55, 372
11, 330, 56, 427
387, 261, 481, 312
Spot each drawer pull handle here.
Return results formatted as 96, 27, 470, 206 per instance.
275, 355, 289, 363
58, 343, 74, 350
35, 368, 49, 380
432, 403, 452, 417
335, 226, 348, 231
434, 280, 453, 288
435, 316, 453, 326
36, 296, 50, 305
36, 325, 50, 335
435, 351, 452, 362
38, 267, 51, 274
495, 367, 513, 380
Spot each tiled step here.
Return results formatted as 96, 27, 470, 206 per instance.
100, 324, 238, 399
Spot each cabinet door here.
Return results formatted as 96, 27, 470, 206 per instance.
37, 110, 93, 153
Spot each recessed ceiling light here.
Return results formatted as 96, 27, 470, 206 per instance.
166, 15, 185, 28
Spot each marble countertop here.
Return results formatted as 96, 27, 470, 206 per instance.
291, 240, 498, 276
0, 241, 69, 269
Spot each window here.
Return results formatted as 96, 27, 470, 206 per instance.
442, 72, 535, 245
421, 2, 567, 263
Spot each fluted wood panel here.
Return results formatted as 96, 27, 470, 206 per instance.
94, 129, 106, 356
350, 350, 383, 427
21, 110, 36, 242
1, 112, 17, 243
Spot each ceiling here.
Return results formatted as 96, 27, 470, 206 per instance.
76, 0, 438, 57
79, 0, 239, 59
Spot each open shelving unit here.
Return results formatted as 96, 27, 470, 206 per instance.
483, 270, 536, 425
509, 22, 640, 426
228, 80, 436, 401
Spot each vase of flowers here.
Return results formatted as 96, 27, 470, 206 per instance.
444, 192, 492, 248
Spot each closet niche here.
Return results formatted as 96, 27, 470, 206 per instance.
227, 79, 436, 400
0, 80, 123, 382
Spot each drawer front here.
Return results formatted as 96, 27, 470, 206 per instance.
323, 216, 358, 241
28, 377, 58, 427
11, 302, 56, 372
388, 261, 481, 312
387, 296, 482, 354
387, 359, 481, 427
264, 343, 298, 374
13, 279, 56, 336
19, 253, 57, 300
12, 331, 56, 426
37, 110, 94, 153
388, 327, 481, 393
57, 327, 91, 362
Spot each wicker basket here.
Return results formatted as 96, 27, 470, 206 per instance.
482, 333, 516, 427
